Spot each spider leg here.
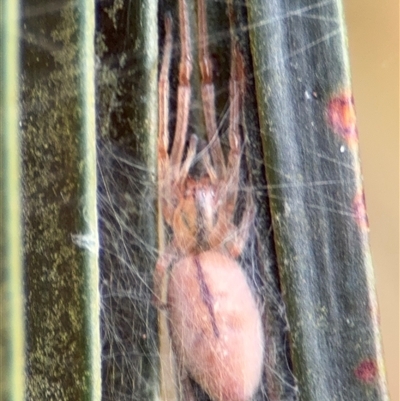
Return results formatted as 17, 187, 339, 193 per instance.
208, 212, 230, 250
224, 44, 245, 219
169, 0, 193, 179
158, 16, 174, 224
153, 246, 177, 307
201, 147, 218, 184
226, 193, 256, 258
208, 44, 245, 238
179, 134, 198, 186
198, 0, 226, 178
208, 190, 255, 258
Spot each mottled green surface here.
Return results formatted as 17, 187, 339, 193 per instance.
21, 1, 99, 400
1, 1, 25, 400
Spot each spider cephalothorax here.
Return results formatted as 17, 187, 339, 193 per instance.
154, 1, 264, 400
173, 175, 219, 252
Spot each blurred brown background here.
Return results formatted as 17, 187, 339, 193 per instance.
344, 0, 399, 399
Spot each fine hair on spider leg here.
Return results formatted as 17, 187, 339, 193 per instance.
155, 0, 264, 401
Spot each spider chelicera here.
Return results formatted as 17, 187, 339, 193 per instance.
153, 1, 264, 400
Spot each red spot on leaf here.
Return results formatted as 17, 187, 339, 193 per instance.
354, 359, 378, 383
353, 190, 369, 230
327, 92, 358, 144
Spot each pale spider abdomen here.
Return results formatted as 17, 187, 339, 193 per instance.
167, 251, 264, 401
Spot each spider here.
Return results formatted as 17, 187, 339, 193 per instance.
154, 1, 264, 400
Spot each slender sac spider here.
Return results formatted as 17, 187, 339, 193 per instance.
154, 1, 264, 401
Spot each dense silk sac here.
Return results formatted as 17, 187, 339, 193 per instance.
167, 251, 264, 401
